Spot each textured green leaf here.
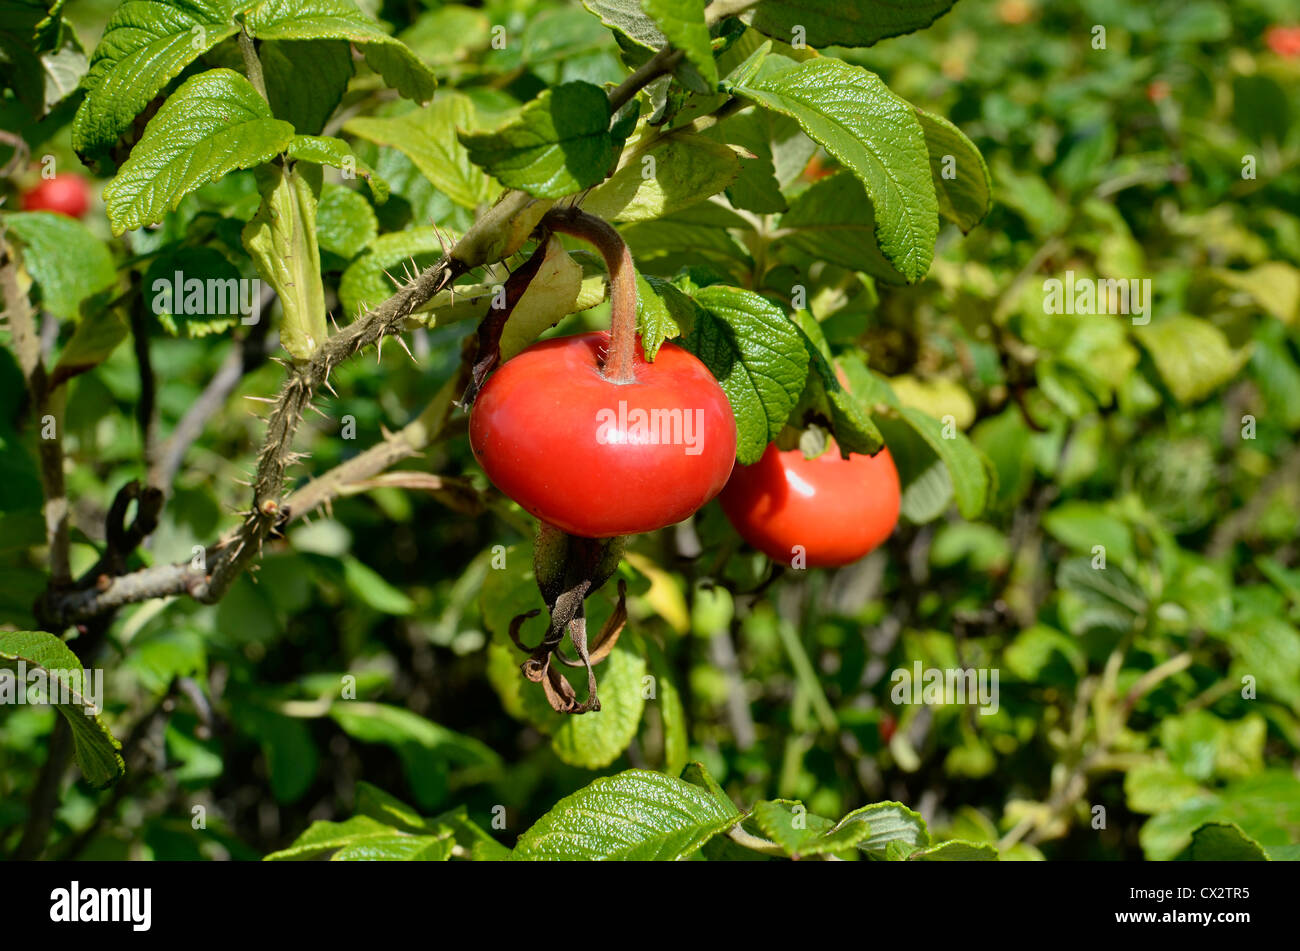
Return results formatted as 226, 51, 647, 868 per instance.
749, 0, 959, 48
499, 236, 582, 360
753, 800, 871, 857
681, 761, 741, 818
459, 82, 613, 199
285, 134, 388, 201
1134, 316, 1251, 404
511, 769, 737, 860
0, 630, 124, 788
2, 211, 115, 320
261, 38, 353, 135
638, 273, 699, 360
735, 58, 937, 282
315, 183, 377, 260
241, 160, 326, 359
331, 833, 454, 860
547, 641, 648, 769
909, 839, 999, 860
838, 801, 930, 858
245, 0, 435, 103
583, 0, 667, 49
71, 0, 247, 161
264, 815, 408, 860
583, 129, 738, 222
915, 107, 990, 233
682, 284, 810, 463
642, 0, 716, 84
345, 94, 497, 209
103, 69, 295, 234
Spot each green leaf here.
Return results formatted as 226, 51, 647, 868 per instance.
1177, 822, 1269, 861
341, 555, 414, 614
709, 106, 812, 214
459, 82, 613, 199
583, 128, 738, 222
644, 637, 688, 777
72, 0, 247, 162
778, 175, 903, 281
681, 284, 810, 463
315, 183, 377, 260
735, 58, 936, 281
908, 839, 999, 861
103, 68, 296, 234
1133, 316, 1251, 404
241, 160, 326, 360
753, 799, 870, 857
637, 273, 699, 360
344, 94, 498, 210
512, 769, 737, 860
1140, 772, 1300, 860
264, 815, 426, 860
499, 236, 583, 360
837, 801, 930, 858
261, 38, 353, 136
0, 630, 124, 788
582, 0, 668, 49
914, 107, 990, 233
2, 211, 116, 320
548, 640, 648, 769
245, 0, 436, 104
332, 832, 454, 860
791, 311, 883, 455
329, 701, 501, 808
1056, 557, 1147, 636
641, 0, 716, 85
681, 761, 740, 818
749, 0, 959, 47
285, 134, 388, 202
894, 407, 989, 518
50, 309, 128, 386
143, 245, 247, 338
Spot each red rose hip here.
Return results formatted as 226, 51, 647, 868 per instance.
470, 331, 736, 538
720, 442, 900, 567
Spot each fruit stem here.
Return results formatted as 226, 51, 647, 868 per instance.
542, 207, 638, 384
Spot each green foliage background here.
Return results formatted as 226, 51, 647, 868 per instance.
1, 0, 1299, 861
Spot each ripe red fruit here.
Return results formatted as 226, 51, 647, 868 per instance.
21, 173, 92, 219
1266, 25, 1300, 58
469, 331, 737, 538
879, 713, 898, 744
719, 442, 900, 568
1146, 80, 1171, 103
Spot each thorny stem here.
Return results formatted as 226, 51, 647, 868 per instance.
542, 207, 639, 384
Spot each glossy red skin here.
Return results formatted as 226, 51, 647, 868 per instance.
469, 331, 736, 538
720, 442, 900, 568
22, 174, 91, 219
